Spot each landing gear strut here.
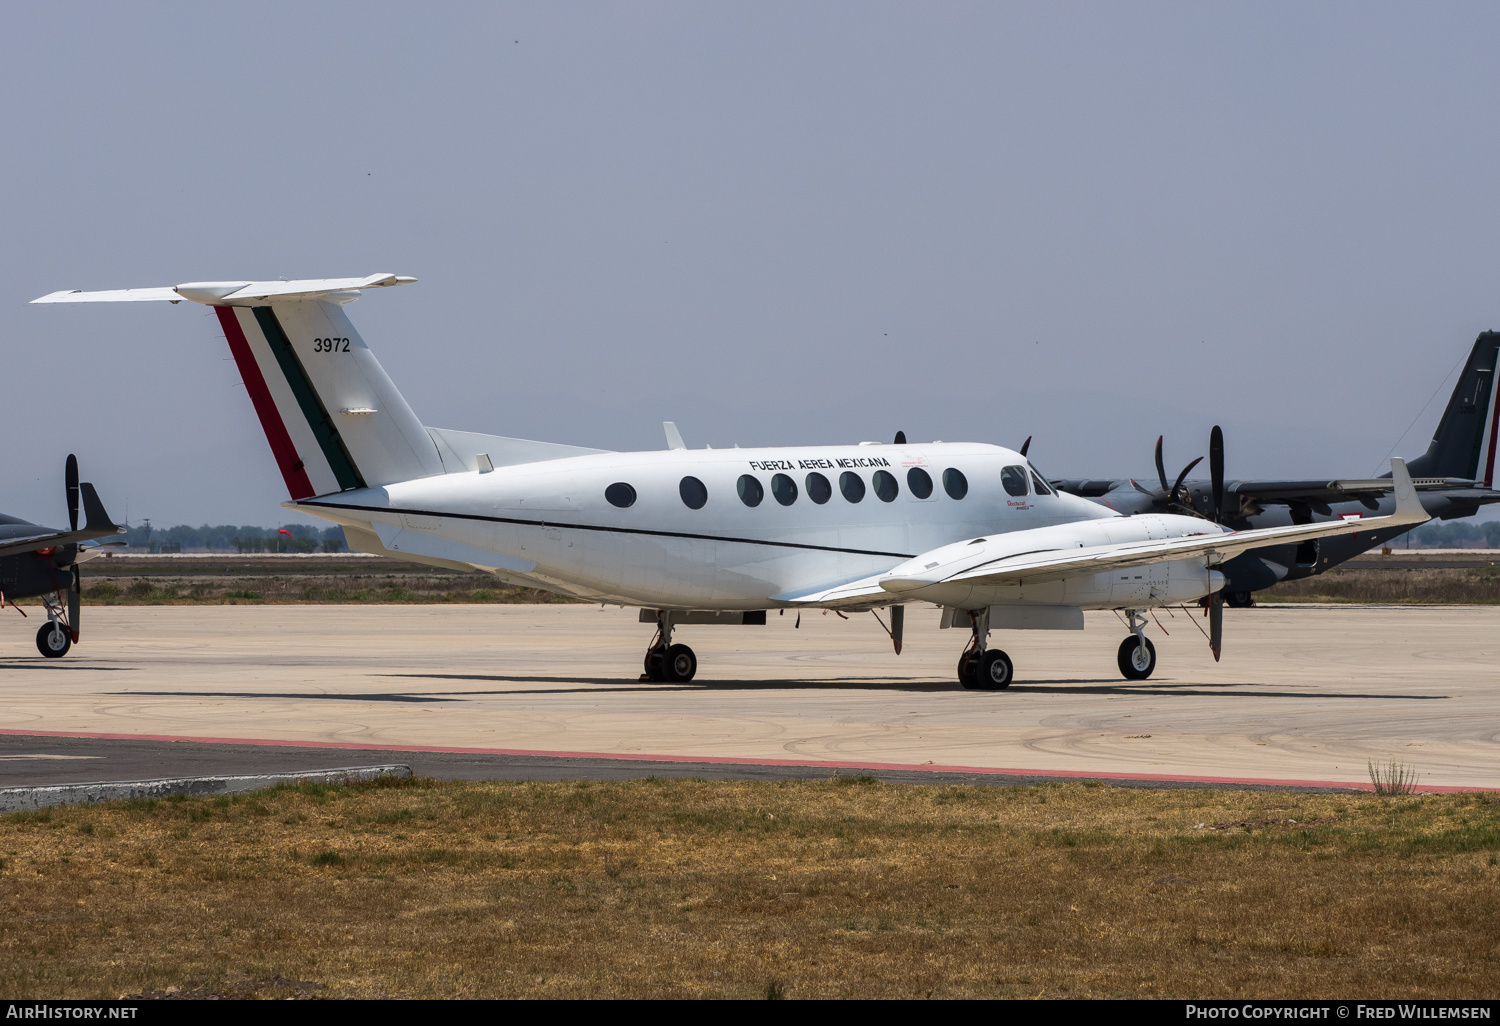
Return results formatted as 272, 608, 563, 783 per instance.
1116, 609, 1157, 680
956, 607, 1013, 690
35, 583, 77, 659
641, 611, 697, 682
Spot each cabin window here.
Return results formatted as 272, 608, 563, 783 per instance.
771, 473, 798, 506
1030, 471, 1054, 495
1001, 466, 1030, 497
806, 472, 832, 504
605, 482, 637, 508
840, 471, 866, 503
942, 468, 968, 500
872, 469, 899, 502
907, 467, 933, 499
737, 474, 764, 507
679, 476, 708, 510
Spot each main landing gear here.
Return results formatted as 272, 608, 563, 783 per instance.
955, 607, 1013, 690
641, 611, 697, 683
1117, 609, 1157, 680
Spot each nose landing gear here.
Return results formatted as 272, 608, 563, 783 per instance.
641, 611, 697, 682
35, 583, 78, 658
1117, 609, 1157, 680
956, 607, 1013, 690
36, 621, 71, 658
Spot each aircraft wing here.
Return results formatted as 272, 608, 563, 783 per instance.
785, 459, 1428, 608
893, 459, 1426, 593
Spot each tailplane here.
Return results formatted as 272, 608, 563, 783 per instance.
36, 276, 445, 498
1405, 331, 1500, 486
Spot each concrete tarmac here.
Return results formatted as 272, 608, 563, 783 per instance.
0, 603, 1496, 790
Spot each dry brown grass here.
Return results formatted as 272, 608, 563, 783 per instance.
1263, 566, 1500, 604
3, 777, 1498, 999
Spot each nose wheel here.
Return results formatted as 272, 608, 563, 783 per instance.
36, 621, 71, 658
1117, 634, 1156, 680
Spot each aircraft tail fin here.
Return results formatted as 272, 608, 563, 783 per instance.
34, 277, 445, 498
212, 301, 444, 497
1406, 331, 1500, 487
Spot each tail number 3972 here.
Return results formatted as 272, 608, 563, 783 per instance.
313, 337, 351, 353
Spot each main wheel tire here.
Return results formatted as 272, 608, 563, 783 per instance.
642, 649, 665, 682
1224, 590, 1256, 609
36, 623, 71, 658
957, 651, 981, 689
977, 649, 1014, 690
1116, 635, 1157, 680
663, 643, 697, 682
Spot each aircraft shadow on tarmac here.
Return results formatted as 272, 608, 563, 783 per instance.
374, 672, 1447, 702
113, 690, 463, 703
0, 661, 135, 671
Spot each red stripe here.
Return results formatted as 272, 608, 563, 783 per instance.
215, 306, 315, 500
0, 728, 1489, 793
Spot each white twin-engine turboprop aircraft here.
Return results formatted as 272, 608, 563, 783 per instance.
34, 274, 1427, 687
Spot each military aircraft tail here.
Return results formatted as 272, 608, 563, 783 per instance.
210, 298, 445, 497
1405, 331, 1500, 487
35, 276, 452, 499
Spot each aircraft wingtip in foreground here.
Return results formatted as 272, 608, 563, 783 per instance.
35, 275, 1426, 685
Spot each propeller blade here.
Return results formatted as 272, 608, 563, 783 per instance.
1210, 424, 1225, 521
894, 430, 906, 445
1169, 456, 1204, 508
891, 604, 904, 656
1019, 435, 1031, 457
67, 566, 81, 644
1154, 436, 1169, 494
1209, 592, 1223, 662
1130, 478, 1155, 496
65, 454, 79, 532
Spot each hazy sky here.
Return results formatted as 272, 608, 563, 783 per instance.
5, 2, 1500, 528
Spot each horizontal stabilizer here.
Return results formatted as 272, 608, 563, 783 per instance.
32, 274, 415, 307
0, 483, 125, 559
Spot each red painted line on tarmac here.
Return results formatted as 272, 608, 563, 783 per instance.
1, 727, 1490, 793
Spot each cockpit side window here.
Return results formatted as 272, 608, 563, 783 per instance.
1029, 470, 1054, 495
1001, 465, 1030, 497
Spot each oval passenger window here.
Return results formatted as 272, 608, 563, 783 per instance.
1001, 466, 1029, 497
872, 469, 899, 502
907, 467, 933, 499
737, 474, 764, 507
605, 482, 636, 508
942, 468, 968, 500
839, 472, 865, 503
805, 472, 832, 505
771, 473, 798, 506
679, 476, 708, 510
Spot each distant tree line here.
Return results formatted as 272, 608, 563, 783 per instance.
122, 523, 347, 553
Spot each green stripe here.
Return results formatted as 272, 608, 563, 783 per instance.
252, 307, 365, 492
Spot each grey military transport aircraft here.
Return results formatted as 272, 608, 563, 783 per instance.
1047, 331, 1500, 605
0, 455, 125, 656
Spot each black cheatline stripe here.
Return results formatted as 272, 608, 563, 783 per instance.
252, 307, 365, 491
297, 500, 917, 559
